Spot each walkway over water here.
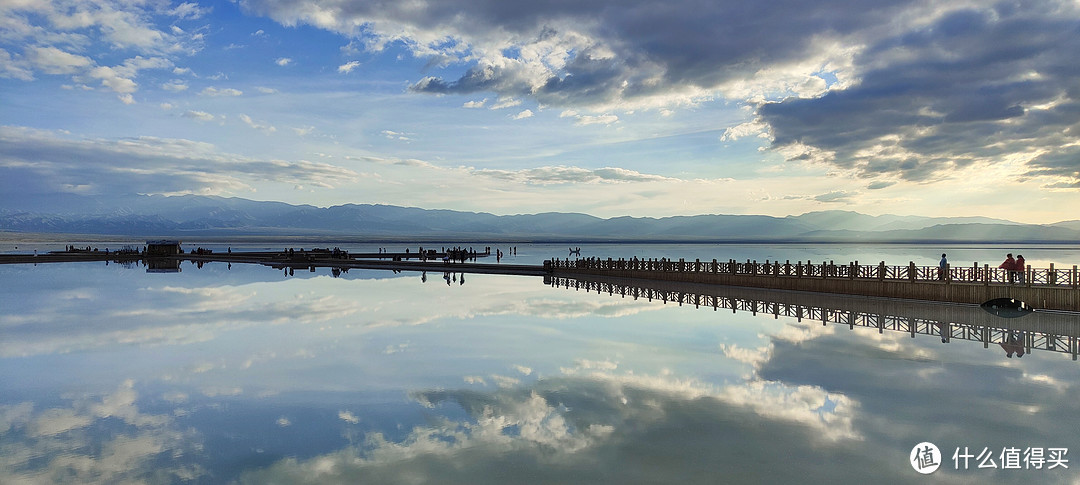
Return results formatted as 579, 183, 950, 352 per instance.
547, 257, 1080, 312
548, 274, 1080, 360
5, 249, 1080, 311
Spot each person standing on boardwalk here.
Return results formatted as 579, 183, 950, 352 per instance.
1015, 254, 1026, 284
999, 254, 1016, 283
938, 253, 948, 281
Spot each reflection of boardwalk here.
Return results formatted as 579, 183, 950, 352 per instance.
547, 258, 1080, 311
547, 274, 1080, 360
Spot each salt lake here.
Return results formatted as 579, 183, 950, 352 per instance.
1, 243, 1078, 484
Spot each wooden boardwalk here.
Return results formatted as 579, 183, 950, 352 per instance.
5, 249, 1080, 311
547, 257, 1080, 312
0, 250, 547, 277
548, 274, 1080, 360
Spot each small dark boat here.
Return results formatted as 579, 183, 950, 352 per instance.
980, 298, 1034, 318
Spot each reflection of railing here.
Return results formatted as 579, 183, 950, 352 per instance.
546, 275, 1080, 360
545, 258, 1080, 311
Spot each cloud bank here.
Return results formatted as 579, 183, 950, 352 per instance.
237, 0, 1080, 188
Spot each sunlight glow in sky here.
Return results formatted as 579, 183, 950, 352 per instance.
1, 0, 1079, 222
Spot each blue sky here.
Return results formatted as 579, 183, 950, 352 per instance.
1, 0, 1078, 222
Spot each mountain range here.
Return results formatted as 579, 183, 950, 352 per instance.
2, 194, 1078, 242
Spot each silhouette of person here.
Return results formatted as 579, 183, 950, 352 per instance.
999, 254, 1016, 284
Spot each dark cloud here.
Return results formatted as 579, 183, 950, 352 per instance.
243, 0, 919, 106
866, 181, 895, 190
1026, 145, 1080, 182
240, 0, 1080, 186
760, 3, 1080, 185
813, 190, 857, 203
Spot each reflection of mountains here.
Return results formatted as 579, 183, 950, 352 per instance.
547, 275, 1080, 360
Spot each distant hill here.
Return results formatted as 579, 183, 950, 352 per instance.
1, 194, 1078, 242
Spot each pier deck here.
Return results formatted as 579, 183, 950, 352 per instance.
4, 250, 1080, 312
548, 257, 1080, 312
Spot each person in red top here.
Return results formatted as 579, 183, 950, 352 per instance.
1015, 254, 1026, 284
999, 253, 1016, 284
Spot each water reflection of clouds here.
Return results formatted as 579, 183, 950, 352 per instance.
5, 264, 1078, 483
1, 268, 666, 359
236, 360, 866, 484
0, 381, 201, 484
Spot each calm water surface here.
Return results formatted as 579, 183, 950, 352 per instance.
1, 244, 1078, 484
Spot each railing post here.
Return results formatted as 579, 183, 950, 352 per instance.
1049, 263, 1056, 285
1025, 265, 1032, 287
712, 259, 718, 273
1073, 265, 1078, 289
878, 261, 886, 280
945, 263, 950, 283
909, 261, 916, 281
796, 261, 803, 278
984, 264, 990, 286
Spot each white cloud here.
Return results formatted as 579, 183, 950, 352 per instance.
275, 57, 292, 66
182, 110, 215, 122
559, 110, 618, 126
463, 98, 487, 108
338, 60, 361, 73
381, 130, 411, 141
0, 48, 34, 80
474, 165, 674, 185
238, 114, 277, 134
200, 86, 242, 96
490, 97, 522, 110
511, 109, 534, 120
161, 79, 188, 91
26, 46, 92, 75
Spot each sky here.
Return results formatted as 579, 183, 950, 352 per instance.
1, 0, 1079, 223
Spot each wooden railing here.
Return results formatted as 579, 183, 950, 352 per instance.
545, 257, 1080, 288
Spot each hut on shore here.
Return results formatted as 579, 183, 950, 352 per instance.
146, 240, 182, 256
